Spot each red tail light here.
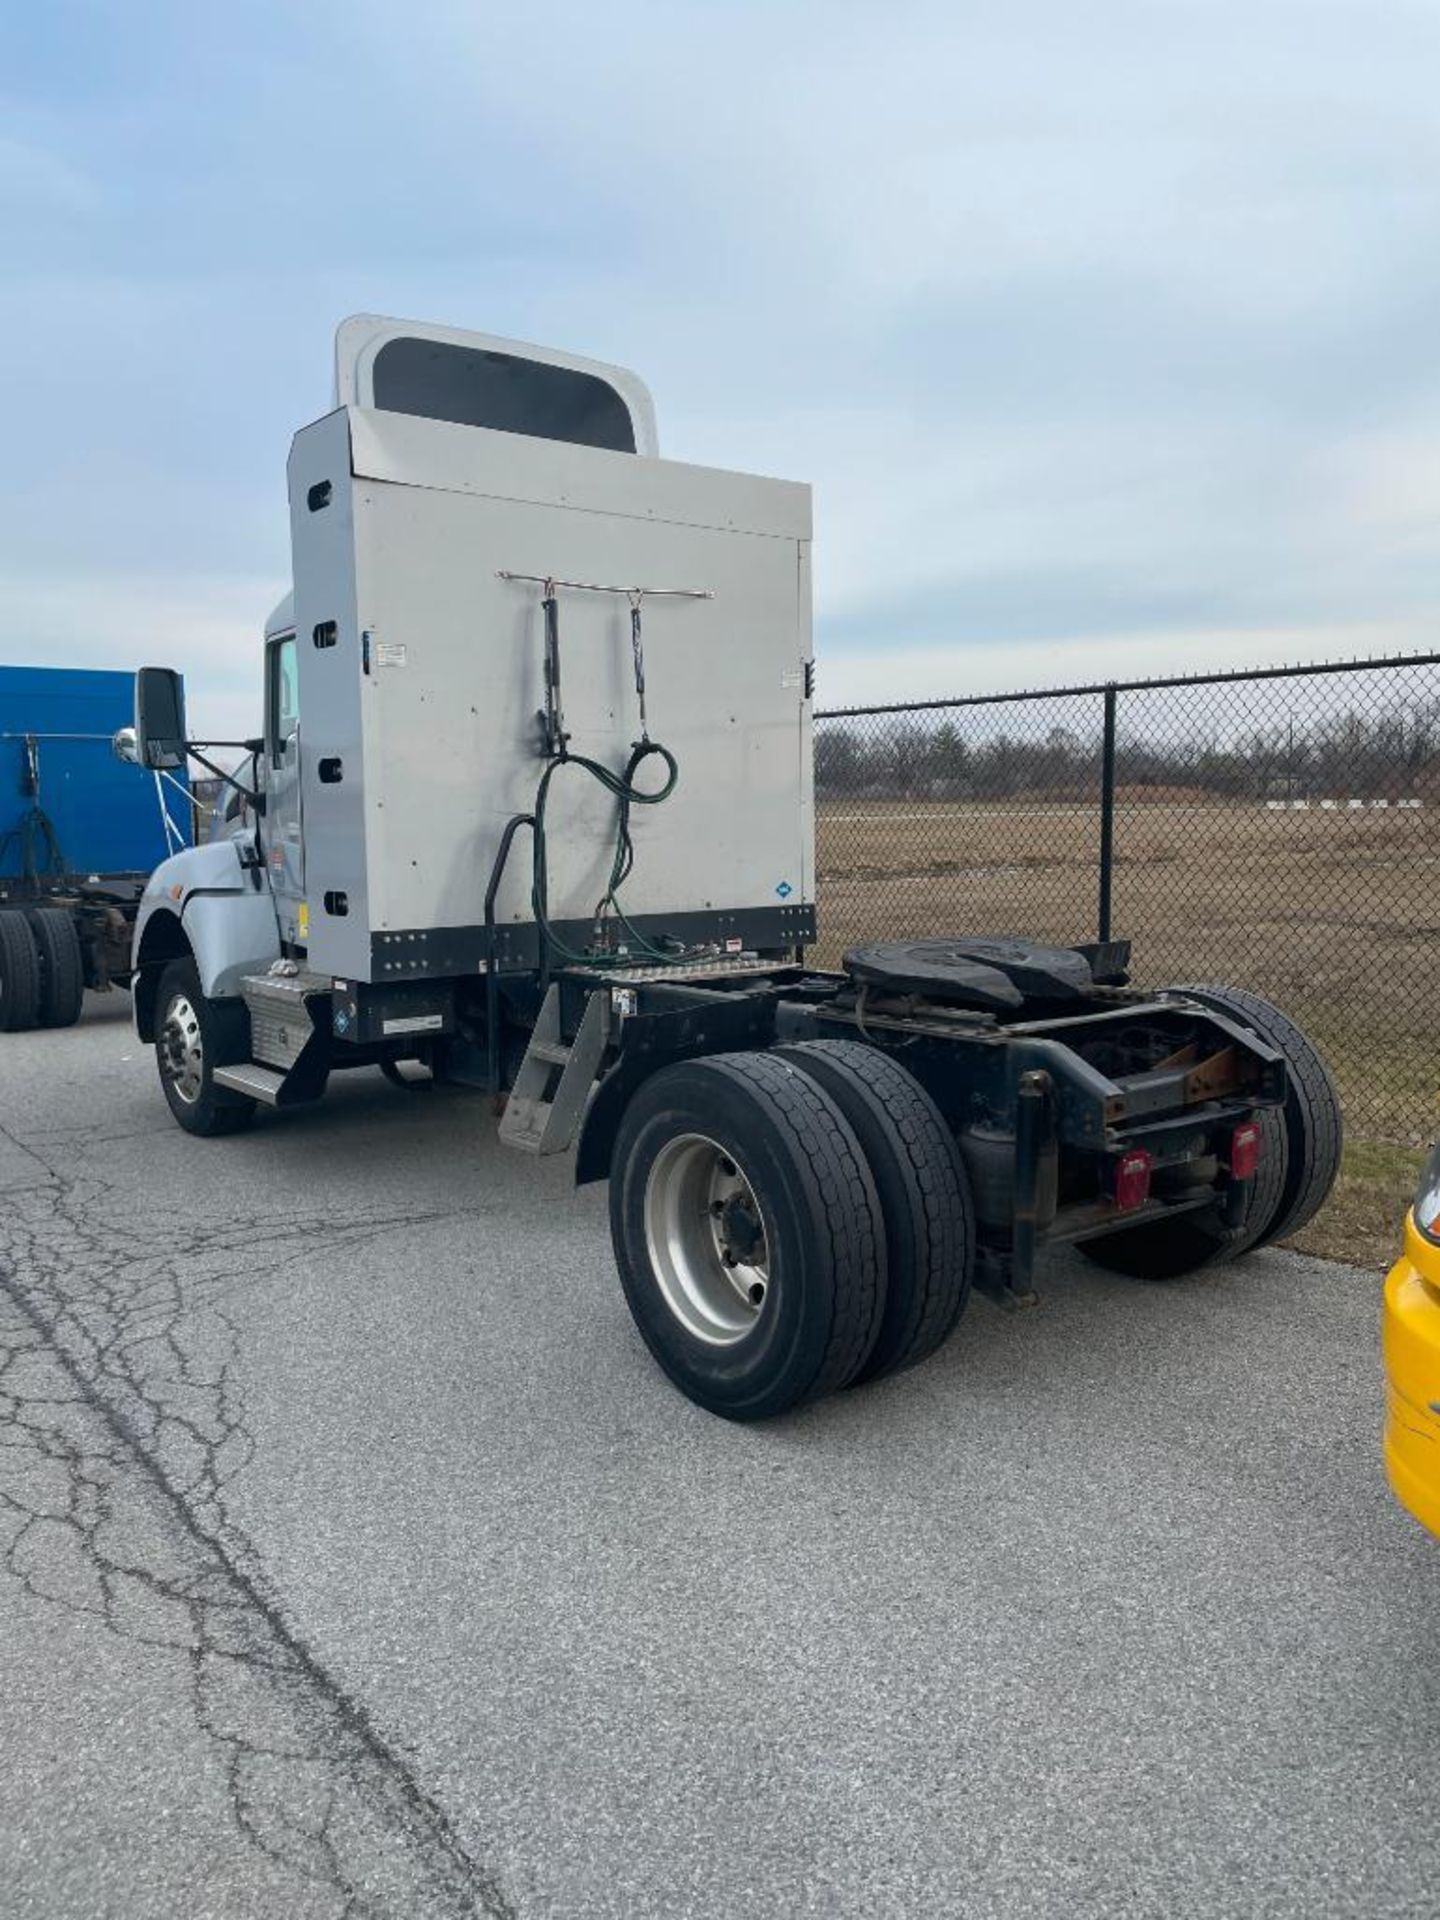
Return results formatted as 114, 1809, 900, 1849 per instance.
1113, 1148, 1153, 1212
1229, 1121, 1263, 1182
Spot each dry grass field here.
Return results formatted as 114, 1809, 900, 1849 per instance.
816, 796, 1437, 1267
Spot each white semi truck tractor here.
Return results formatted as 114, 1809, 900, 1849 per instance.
127, 315, 1342, 1419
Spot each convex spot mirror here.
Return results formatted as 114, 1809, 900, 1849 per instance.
134, 667, 188, 770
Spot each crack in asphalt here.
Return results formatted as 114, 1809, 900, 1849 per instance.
0, 1121, 514, 1919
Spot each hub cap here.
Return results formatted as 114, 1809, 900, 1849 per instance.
160, 993, 204, 1104
643, 1133, 770, 1346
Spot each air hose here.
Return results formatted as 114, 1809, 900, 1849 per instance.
529, 588, 684, 967
1, 739, 66, 885
0, 805, 66, 888
531, 736, 680, 965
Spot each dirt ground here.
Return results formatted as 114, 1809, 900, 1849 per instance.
815, 796, 1437, 1267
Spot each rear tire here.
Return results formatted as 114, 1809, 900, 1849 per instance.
27, 908, 85, 1028
379, 1057, 436, 1091
154, 958, 257, 1137
776, 1039, 975, 1381
609, 1052, 886, 1420
1080, 980, 1339, 1278
1076, 1194, 1277, 1280
1166, 983, 1343, 1247
1080, 1109, 1289, 1279
0, 910, 40, 1032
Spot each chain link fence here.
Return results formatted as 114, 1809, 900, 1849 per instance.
815, 652, 1440, 1145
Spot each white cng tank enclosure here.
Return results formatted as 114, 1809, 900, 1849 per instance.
285, 315, 816, 983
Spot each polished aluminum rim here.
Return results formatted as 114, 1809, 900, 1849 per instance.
643, 1132, 770, 1346
160, 992, 204, 1104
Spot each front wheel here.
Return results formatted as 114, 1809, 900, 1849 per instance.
609, 1053, 887, 1420
154, 958, 257, 1137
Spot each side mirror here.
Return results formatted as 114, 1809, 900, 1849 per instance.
134, 667, 188, 770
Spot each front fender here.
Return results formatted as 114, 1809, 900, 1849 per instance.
183, 889, 282, 998
133, 834, 280, 1013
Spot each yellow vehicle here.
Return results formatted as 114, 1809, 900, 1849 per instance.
1384, 1143, 1440, 1535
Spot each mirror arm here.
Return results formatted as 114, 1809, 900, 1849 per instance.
185, 744, 265, 814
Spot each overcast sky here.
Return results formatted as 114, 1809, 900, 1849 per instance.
4, 0, 1439, 737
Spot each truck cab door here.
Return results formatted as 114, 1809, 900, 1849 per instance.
264, 631, 306, 944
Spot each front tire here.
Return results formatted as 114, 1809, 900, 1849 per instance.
609, 1053, 887, 1420
154, 958, 257, 1137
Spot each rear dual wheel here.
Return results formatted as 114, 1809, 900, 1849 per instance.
0, 910, 40, 1031
1171, 984, 1343, 1250
775, 1040, 974, 1383
1080, 983, 1342, 1279
27, 909, 85, 1028
0, 908, 87, 1031
609, 1045, 975, 1420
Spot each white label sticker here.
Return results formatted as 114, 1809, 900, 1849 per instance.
781, 666, 803, 688
375, 642, 408, 668
382, 1012, 443, 1035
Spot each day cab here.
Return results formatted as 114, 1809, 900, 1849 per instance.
120, 313, 1345, 1423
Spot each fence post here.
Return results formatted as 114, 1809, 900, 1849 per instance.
1098, 684, 1117, 941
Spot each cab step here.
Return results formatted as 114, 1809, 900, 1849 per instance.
213, 1061, 288, 1105
499, 983, 608, 1155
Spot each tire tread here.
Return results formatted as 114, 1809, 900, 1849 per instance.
1171, 983, 1343, 1247
705, 1052, 885, 1403
28, 908, 85, 1028
777, 1039, 974, 1378
608, 1050, 887, 1418
0, 910, 41, 1032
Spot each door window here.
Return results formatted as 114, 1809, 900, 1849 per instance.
268, 634, 299, 765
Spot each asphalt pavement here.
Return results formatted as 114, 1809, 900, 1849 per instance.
2, 997, 1437, 1918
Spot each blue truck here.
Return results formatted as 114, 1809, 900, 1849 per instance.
0, 665, 189, 1031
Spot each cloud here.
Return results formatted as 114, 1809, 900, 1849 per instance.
0, 571, 277, 744
815, 617, 1432, 712
0, 128, 98, 215
3, 0, 1440, 742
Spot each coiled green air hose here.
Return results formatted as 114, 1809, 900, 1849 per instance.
530, 735, 681, 966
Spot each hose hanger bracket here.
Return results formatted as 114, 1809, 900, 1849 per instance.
540, 580, 568, 759
496, 572, 713, 601
628, 592, 649, 742
498, 571, 712, 755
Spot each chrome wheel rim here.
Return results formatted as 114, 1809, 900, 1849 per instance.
643, 1132, 770, 1346
160, 993, 204, 1104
